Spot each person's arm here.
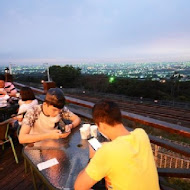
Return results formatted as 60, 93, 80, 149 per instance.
75, 144, 109, 190
74, 169, 97, 190
18, 124, 71, 144
89, 144, 96, 158
14, 115, 23, 122
69, 112, 81, 128
64, 111, 81, 132
0, 89, 7, 95
14, 106, 24, 122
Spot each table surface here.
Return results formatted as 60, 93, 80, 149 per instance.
23, 126, 90, 190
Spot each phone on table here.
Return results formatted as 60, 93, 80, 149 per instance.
88, 137, 102, 151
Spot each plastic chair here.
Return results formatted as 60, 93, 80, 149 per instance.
0, 119, 19, 163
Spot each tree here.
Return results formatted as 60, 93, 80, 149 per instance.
81, 74, 109, 92
49, 65, 81, 88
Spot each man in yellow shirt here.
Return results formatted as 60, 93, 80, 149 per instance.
75, 100, 160, 190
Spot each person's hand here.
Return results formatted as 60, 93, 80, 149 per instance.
59, 131, 71, 138
64, 124, 73, 133
26, 143, 34, 148
11, 114, 17, 119
48, 130, 64, 139
49, 129, 71, 139
89, 142, 106, 159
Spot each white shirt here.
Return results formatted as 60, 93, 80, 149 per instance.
0, 93, 9, 107
17, 99, 38, 125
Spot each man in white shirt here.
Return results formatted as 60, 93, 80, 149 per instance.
0, 74, 17, 97
19, 88, 81, 144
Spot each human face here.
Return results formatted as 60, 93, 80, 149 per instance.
43, 102, 61, 117
0, 80, 5, 88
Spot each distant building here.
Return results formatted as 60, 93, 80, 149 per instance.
152, 78, 160, 81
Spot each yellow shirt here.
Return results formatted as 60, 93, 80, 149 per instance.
86, 128, 160, 190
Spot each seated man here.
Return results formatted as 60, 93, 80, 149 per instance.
0, 74, 17, 97
19, 88, 81, 144
75, 100, 159, 190
0, 75, 10, 107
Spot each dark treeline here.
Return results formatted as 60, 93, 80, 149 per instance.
13, 65, 190, 102
15, 73, 45, 83
50, 65, 81, 87
81, 75, 190, 102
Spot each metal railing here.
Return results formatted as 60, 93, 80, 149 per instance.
153, 144, 190, 169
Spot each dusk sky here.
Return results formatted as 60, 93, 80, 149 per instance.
0, 0, 190, 65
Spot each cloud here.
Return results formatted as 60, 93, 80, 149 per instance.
0, 0, 190, 63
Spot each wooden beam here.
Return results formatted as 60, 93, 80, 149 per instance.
14, 82, 45, 95
158, 168, 190, 178
66, 96, 190, 138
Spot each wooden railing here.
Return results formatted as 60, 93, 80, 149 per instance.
64, 96, 190, 138
14, 82, 190, 178
14, 82, 45, 95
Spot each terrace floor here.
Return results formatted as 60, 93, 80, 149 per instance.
0, 139, 34, 190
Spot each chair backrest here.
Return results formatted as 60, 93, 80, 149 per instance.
0, 118, 12, 140
0, 118, 19, 163
0, 123, 7, 140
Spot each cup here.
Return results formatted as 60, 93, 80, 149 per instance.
82, 124, 91, 135
90, 125, 98, 137
80, 127, 90, 139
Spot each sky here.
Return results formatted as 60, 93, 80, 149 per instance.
0, 0, 190, 65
